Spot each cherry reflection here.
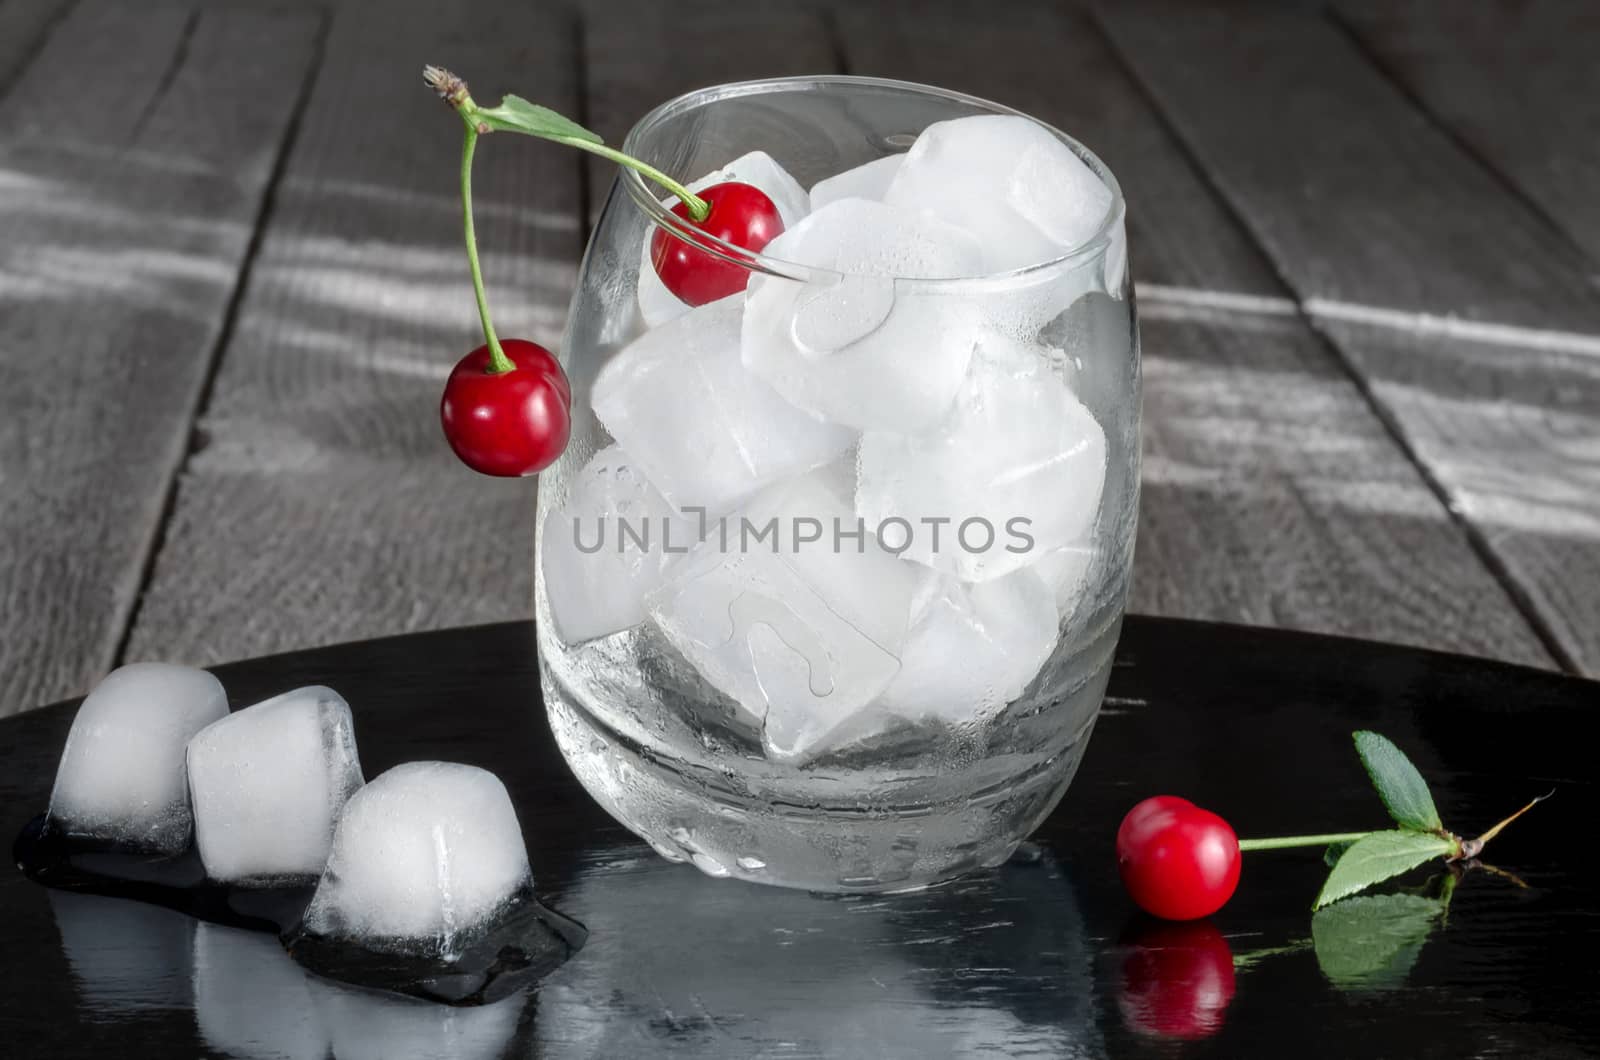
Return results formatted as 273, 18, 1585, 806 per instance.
1116, 918, 1237, 1041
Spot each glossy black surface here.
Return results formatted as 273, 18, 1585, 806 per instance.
3, 617, 1596, 1058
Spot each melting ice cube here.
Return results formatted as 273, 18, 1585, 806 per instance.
742, 198, 987, 433
884, 114, 1113, 272
636, 150, 811, 327
541, 444, 700, 644
187, 686, 364, 885
808, 154, 905, 211
298, 762, 532, 958
47, 663, 228, 855
645, 468, 922, 762
594, 296, 853, 515
875, 569, 1060, 724
858, 338, 1108, 582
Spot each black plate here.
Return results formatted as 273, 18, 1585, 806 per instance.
3, 617, 1596, 1058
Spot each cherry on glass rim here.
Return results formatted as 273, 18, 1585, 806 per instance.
1117, 796, 1242, 921
650, 181, 783, 306
440, 339, 571, 477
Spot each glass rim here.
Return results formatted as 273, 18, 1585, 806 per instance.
618, 74, 1127, 285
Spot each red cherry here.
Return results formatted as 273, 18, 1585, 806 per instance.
1116, 797, 1241, 921
650, 181, 783, 307
1116, 795, 1194, 855
440, 339, 571, 477
1117, 919, 1237, 1040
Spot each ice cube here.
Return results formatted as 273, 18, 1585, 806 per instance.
875, 569, 1059, 724
541, 444, 700, 644
857, 338, 1108, 582
594, 296, 853, 514
808, 154, 905, 211
885, 114, 1113, 273
47, 663, 228, 855
636, 150, 811, 327
194, 923, 329, 1060
299, 762, 532, 958
646, 468, 922, 761
1032, 545, 1096, 623
742, 198, 987, 433
187, 686, 364, 885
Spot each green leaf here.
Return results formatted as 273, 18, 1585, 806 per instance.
1314, 830, 1455, 909
476, 95, 603, 143
1312, 892, 1444, 990
1353, 730, 1442, 832
1323, 840, 1355, 868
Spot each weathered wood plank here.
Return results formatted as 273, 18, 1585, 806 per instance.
1335, 0, 1600, 273
835, 1, 1552, 666
0, 1, 191, 147
121, 0, 584, 668
1097, 1, 1600, 674
1098, 2, 1600, 329
0, 0, 74, 100
0, 1, 321, 714
579, 0, 838, 222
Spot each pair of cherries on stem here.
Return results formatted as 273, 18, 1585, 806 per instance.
425, 65, 782, 476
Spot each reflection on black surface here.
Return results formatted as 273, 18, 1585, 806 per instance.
310, 976, 526, 1060
194, 924, 328, 1060
49, 895, 530, 1060
48, 889, 192, 1019
536, 849, 1099, 1058
1311, 890, 1446, 991
1114, 918, 1236, 1041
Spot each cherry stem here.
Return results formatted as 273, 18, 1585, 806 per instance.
1237, 831, 1375, 853
545, 136, 711, 223
427, 65, 710, 223
459, 125, 513, 375
1457, 789, 1553, 860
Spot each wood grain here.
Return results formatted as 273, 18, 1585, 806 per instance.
1335, 0, 1600, 273
835, 1, 1551, 666
120, 0, 584, 669
1097, 1, 1600, 673
0, 0, 73, 100
0, 1, 320, 714
579, 0, 838, 222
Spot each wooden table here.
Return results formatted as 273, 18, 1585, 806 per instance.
4, 0, 1600, 717
3, 617, 1596, 1057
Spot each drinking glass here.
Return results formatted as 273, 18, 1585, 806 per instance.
536, 76, 1139, 892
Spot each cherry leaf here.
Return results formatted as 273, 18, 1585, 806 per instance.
1313, 830, 1455, 910
477, 95, 603, 143
1353, 730, 1442, 833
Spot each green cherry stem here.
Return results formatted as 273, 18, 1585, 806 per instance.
424, 65, 710, 222
543, 136, 711, 223
1237, 831, 1376, 853
458, 124, 512, 375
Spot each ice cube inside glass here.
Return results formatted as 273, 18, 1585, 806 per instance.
537, 76, 1138, 893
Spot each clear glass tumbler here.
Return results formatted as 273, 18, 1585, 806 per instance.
536, 76, 1139, 892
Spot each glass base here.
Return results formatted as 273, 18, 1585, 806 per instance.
542, 666, 1107, 894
